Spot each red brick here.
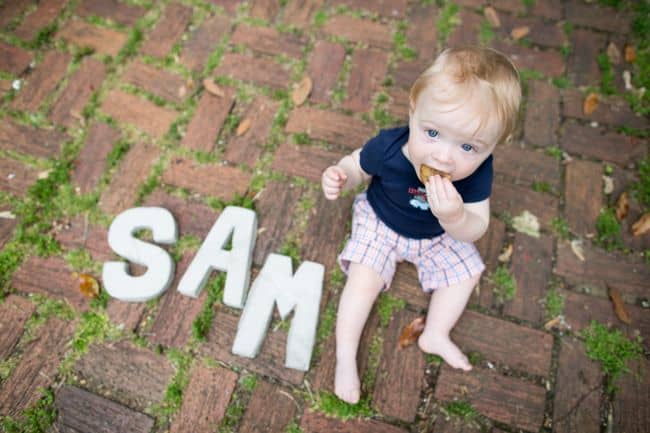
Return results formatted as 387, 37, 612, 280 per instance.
201, 308, 305, 384
448, 9, 481, 48
11, 51, 69, 112
491, 0, 525, 13
141, 3, 193, 58
0, 295, 35, 360
504, 233, 553, 326
0, 1, 34, 28
15, 0, 66, 41
500, 15, 565, 49
432, 416, 486, 433
373, 309, 426, 422
99, 142, 161, 215
322, 15, 392, 49
180, 15, 231, 72
239, 381, 297, 433
531, 0, 562, 20
567, 29, 606, 87
385, 87, 409, 123
57, 20, 129, 57
493, 40, 565, 78
307, 40, 345, 105
553, 337, 602, 433
282, 0, 324, 27
55, 215, 113, 261
101, 90, 177, 138
182, 87, 235, 152
231, 23, 306, 58
224, 95, 279, 166
249, 0, 280, 21
285, 107, 375, 149
106, 299, 145, 333
0, 317, 75, 416
72, 121, 119, 194
0, 159, 37, 197
493, 144, 561, 191
206, 0, 241, 14
50, 57, 106, 127
0, 119, 67, 158
392, 59, 428, 89
407, 2, 438, 59
491, 180, 558, 229
0, 42, 33, 75
0, 216, 17, 249
471, 219, 506, 309
122, 60, 190, 104
561, 88, 647, 129
170, 363, 238, 433
300, 410, 409, 433
55, 385, 154, 433
564, 159, 602, 238
523, 80, 560, 147
330, 0, 408, 18
435, 364, 546, 432
0, 79, 10, 94
343, 48, 389, 112
75, 0, 146, 26
565, 1, 632, 34
75, 341, 174, 409
162, 157, 251, 202
391, 262, 429, 310
215, 53, 291, 89
271, 143, 345, 183
613, 358, 650, 433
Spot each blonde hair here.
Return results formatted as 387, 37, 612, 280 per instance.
409, 46, 521, 145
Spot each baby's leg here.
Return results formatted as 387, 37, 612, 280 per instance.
335, 262, 384, 404
418, 275, 480, 371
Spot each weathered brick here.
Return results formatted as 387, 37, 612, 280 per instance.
181, 87, 235, 152
206, 0, 241, 14
447, 9, 481, 48
75, 0, 146, 26
565, 0, 632, 34
249, 0, 280, 21
201, 308, 305, 384
271, 143, 345, 183
0, 158, 37, 196
0, 42, 33, 75
523, 80, 560, 147
343, 48, 389, 112
285, 107, 375, 149
432, 416, 486, 433
100, 141, 161, 215
75, 341, 174, 409
567, 29, 606, 87
613, 358, 650, 433
214, 53, 291, 89
55, 385, 154, 433
553, 336, 602, 433
0, 295, 35, 360
162, 157, 251, 202
15, 0, 66, 41
55, 215, 113, 261
0, 1, 34, 29
322, 15, 392, 49
101, 90, 177, 138
57, 20, 129, 57
373, 309, 426, 422
330, 0, 408, 18
407, 2, 438, 59
300, 410, 409, 433
475, 218, 506, 274
307, 40, 345, 105
491, 0, 525, 13
141, 3, 193, 58
0, 79, 10, 94
170, 363, 238, 433
0, 119, 67, 158
11, 51, 70, 112
0, 317, 75, 416
493, 144, 561, 191
239, 381, 297, 433
122, 60, 190, 104
224, 95, 279, 166
0, 215, 17, 249
385, 87, 409, 123
282, 0, 324, 27
392, 59, 428, 89
144, 189, 221, 239
561, 88, 647, 129
106, 299, 145, 333
531, 0, 562, 20
252, 181, 304, 266
493, 40, 565, 78
50, 57, 106, 127
72, 121, 119, 194
180, 15, 231, 72
503, 233, 553, 326
231, 23, 306, 58
500, 15, 565, 49
564, 159, 602, 238
491, 181, 558, 229
435, 364, 546, 432
453, 0, 484, 10
391, 262, 429, 310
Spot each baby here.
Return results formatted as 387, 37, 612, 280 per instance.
321, 46, 521, 404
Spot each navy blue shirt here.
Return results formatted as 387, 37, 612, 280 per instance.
360, 126, 493, 239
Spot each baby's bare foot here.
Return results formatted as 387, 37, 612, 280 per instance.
418, 332, 472, 371
334, 359, 361, 404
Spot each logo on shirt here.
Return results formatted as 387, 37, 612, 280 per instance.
408, 187, 430, 211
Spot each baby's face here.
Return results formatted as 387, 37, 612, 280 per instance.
406, 85, 500, 182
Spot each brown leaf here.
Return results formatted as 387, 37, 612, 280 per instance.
631, 212, 650, 236
624, 44, 636, 63
484, 6, 500, 28
236, 118, 252, 136
607, 42, 621, 65
608, 285, 632, 324
291, 76, 312, 107
74, 272, 100, 298
583, 92, 599, 115
203, 78, 224, 97
511, 26, 530, 41
544, 316, 561, 330
615, 191, 629, 222
498, 244, 513, 262
399, 316, 426, 349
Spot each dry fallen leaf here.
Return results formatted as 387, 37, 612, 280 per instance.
615, 191, 629, 222
624, 44, 636, 63
37, 169, 52, 180
498, 244, 513, 262
623, 70, 633, 91
399, 316, 426, 349
608, 285, 632, 324
602, 175, 614, 195
236, 118, 252, 136
606, 42, 621, 65
0, 210, 16, 219
484, 6, 500, 28
570, 239, 586, 262
291, 76, 312, 107
203, 78, 224, 97
74, 272, 100, 298
511, 26, 530, 40
583, 92, 599, 115
512, 210, 540, 238
544, 316, 561, 330
631, 213, 650, 236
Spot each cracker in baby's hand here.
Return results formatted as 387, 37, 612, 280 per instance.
419, 164, 451, 183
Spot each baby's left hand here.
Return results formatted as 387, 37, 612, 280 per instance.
425, 175, 465, 224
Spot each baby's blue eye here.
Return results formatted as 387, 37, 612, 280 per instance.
461, 143, 474, 152
427, 129, 439, 138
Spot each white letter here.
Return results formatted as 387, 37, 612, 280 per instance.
177, 206, 256, 308
102, 207, 177, 302
231, 254, 324, 371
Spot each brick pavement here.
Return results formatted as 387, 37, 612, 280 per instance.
0, 1, 648, 432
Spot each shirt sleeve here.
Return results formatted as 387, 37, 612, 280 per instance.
455, 155, 493, 203
359, 131, 388, 177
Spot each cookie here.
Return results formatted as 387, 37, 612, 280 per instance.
419, 164, 451, 183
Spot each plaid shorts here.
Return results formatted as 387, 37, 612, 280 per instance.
338, 194, 485, 292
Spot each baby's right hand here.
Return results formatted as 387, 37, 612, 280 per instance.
322, 166, 348, 200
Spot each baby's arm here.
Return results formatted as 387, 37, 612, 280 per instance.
322, 149, 370, 200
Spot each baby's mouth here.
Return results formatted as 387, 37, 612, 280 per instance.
419, 164, 451, 183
